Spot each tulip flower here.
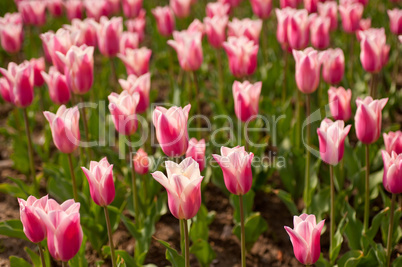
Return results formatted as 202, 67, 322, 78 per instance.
232, 80, 262, 122
18, 195, 48, 243
168, 30, 203, 71
328, 86, 352, 121
125, 10, 146, 43
204, 16, 228, 48
0, 12, 23, 25
170, 0, 193, 18
250, 0, 272, 19
37, 199, 82, 263
223, 36, 259, 78
358, 28, 390, 73
133, 148, 149, 175
47, 0, 64, 17
186, 138, 206, 172
152, 157, 203, 220
355, 97, 388, 144
18, 0, 47, 26
92, 16, 123, 57
293, 48, 321, 94
118, 73, 150, 113
318, 1, 338, 31
388, 9, 402, 35
219, 0, 242, 8
40, 29, 73, 73
287, 9, 310, 50
107, 0, 121, 14
108, 91, 140, 135
64, 0, 83, 21
304, 0, 319, 13
228, 18, 263, 44
0, 77, 11, 103
84, 0, 111, 21
310, 16, 331, 50
152, 104, 191, 157
382, 151, 402, 194
152, 6, 176, 37
0, 21, 23, 54
29, 57, 45, 87
280, 0, 300, 8
206, 2, 230, 18
187, 19, 204, 35
319, 48, 345, 85
120, 32, 140, 54
284, 214, 325, 266
118, 47, 152, 76
123, 0, 143, 18
70, 18, 98, 47
275, 7, 295, 51
383, 131, 402, 155
339, 2, 364, 33
41, 67, 71, 105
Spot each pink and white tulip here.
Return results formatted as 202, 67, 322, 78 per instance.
70, 18, 98, 47
204, 16, 228, 48
84, 0, 111, 21
0, 77, 11, 103
318, 1, 338, 31
118, 73, 150, 113
358, 28, 390, 73
30, 57, 46, 87
250, 0, 273, 19
187, 19, 204, 35
168, 30, 203, 71
186, 138, 206, 172
133, 148, 149, 175
118, 47, 152, 76
170, 0, 193, 18
382, 151, 402, 194
125, 10, 146, 43
383, 131, 402, 155
120, 32, 140, 54
328, 86, 352, 121
152, 6, 175, 37
93, 16, 123, 57
18, 0, 47, 26
280, 0, 300, 9
310, 16, 331, 50
47, 0, 64, 17
108, 91, 140, 136
65, 0, 84, 21
228, 18, 263, 44
18, 195, 48, 243
388, 9, 402, 35
233, 80, 262, 122
41, 67, 71, 105
275, 7, 295, 51
304, 0, 318, 13
287, 9, 310, 50
339, 2, 364, 33
319, 48, 345, 85
123, 0, 143, 18
293, 48, 321, 94
0, 21, 23, 54
206, 2, 230, 18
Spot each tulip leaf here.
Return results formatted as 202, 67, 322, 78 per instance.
372, 243, 387, 267
365, 207, 389, 241
24, 247, 41, 267
392, 255, 402, 267
233, 212, 268, 250
343, 203, 363, 250
156, 239, 185, 267
336, 250, 364, 267
9, 256, 31, 267
330, 213, 348, 263
189, 239, 216, 267
0, 219, 28, 241
274, 189, 299, 215
103, 246, 138, 267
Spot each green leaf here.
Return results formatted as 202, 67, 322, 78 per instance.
365, 207, 389, 241
373, 243, 386, 267
392, 255, 402, 267
233, 212, 268, 250
102, 246, 137, 267
0, 220, 28, 240
156, 239, 185, 267
9, 256, 32, 267
343, 203, 363, 250
230, 190, 255, 223
274, 189, 299, 215
337, 250, 364, 267
330, 213, 348, 263
189, 239, 216, 267
24, 247, 40, 267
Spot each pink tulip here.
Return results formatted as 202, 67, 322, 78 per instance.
18, 0, 47, 26
29, 57, 46, 87
304, 0, 319, 13
318, 1, 338, 31
219, 0, 242, 8
388, 9, 402, 35
70, 18, 98, 47
118, 73, 150, 113
93, 16, 123, 57
82, 157, 115, 207
152, 104, 191, 157
186, 138, 206, 171
204, 16, 228, 49
284, 214, 325, 265
151, 157, 203, 220
125, 9, 146, 43
223, 36, 259, 78
228, 18, 263, 44
47, 0, 64, 17
355, 97, 388, 144
358, 28, 390, 73
107, 0, 121, 14
382, 151, 402, 194
293, 48, 321, 94
212, 146, 254, 195
118, 47, 152, 76
233, 80, 262, 122
250, 0, 273, 19
123, 0, 143, 18
310, 16, 331, 49
133, 148, 149, 175
84, 0, 111, 21
0, 12, 23, 25
0, 21, 23, 54
399, 36, 402, 43
41, 67, 71, 105
287, 9, 310, 50
187, 19, 204, 35
0, 77, 12, 103
64, 0, 83, 21
328, 86, 352, 121
339, 2, 364, 33
319, 48, 345, 85
168, 30, 203, 71
383, 131, 402, 155
170, 0, 193, 18
206, 2, 230, 18
275, 7, 295, 51
40, 29, 73, 73
108, 91, 140, 135
37, 199, 82, 262
0, 61, 34, 108
280, 0, 300, 8
18, 195, 48, 243
120, 32, 139, 54
152, 6, 175, 37
43, 105, 80, 154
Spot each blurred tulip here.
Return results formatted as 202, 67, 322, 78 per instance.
92, 16, 122, 57
18, 0, 47, 26
168, 30, 203, 71
382, 151, 402, 194
47, 0, 64, 17
232, 80, 262, 122
318, 1, 337, 31
219, 0, 242, 8
284, 214, 325, 265
30, 57, 46, 87
65, 0, 83, 21
41, 67, 71, 105
118, 47, 152, 76
40, 32, 53, 63
186, 138, 206, 171
152, 158, 203, 220
223, 36, 259, 78
206, 2, 230, 18
107, 0, 121, 14
228, 18, 263, 44
339, 2, 364, 33
310, 16, 331, 49
387, 8, 402, 35
384, 131, 402, 155
280, 0, 300, 8
358, 28, 390, 73
40, 29, 73, 73
319, 48, 345, 85
123, 0, 143, 18
108, 91, 140, 135
187, 19, 204, 35
275, 7, 295, 51
70, 18, 98, 47
287, 9, 310, 50
152, 6, 175, 37
328, 86, 352, 121
293, 48, 320, 94
125, 10, 146, 42
84, 0, 111, 21
118, 73, 150, 113
204, 16, 228, 48
82, 158, 115, 206
43, 105, 80, 154
152, 104, 191, 157
355, 96, 388, 144
18, 195, 48, 243
120, 32, 139, 55
0, 12, 23, 25
304, 0, 318, 13
170, 0, 193, 18
0, 22, 23, 54
133, 148, 149, 175
212, 146, 254, 195
250, 0, 273, 19
0, 77, 11, 103
355, 18, 372, 41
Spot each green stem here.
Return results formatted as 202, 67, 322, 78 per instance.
330, 165, 335, 264
22, 108, 37, 189
104, 206, 116, 267
304, 94, 311, 212
67, 153, 79, 202
37, 243, 46, 267
386, 194, 396, 267
80, 95, 92, 159
62, 262, 67, 267
243, 122, 249, 152
180, 219, 185, 254
217, 48, 224, 103
183, 219, 190, 267
349, 34, 355, 87
296, 90, 302, 149
369, 73, 377, 98
191, 71, 201, 139
110, 58, 118, 92
70, 95, 86, 165
282, 51, 288, 103
141, 174, 148, 204
364, 144, 370, 233
127, 135, 140, 224
262, 19, 268, 65
239, 194, 246, 267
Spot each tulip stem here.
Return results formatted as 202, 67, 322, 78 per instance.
217, 48, 224, 103
296, 91, 302, 149
80, 95, 92, 159
304, 94, 311, 212
282, 51, 288, 104
104, 206, 116, 267
127, 135, 140, 224
62, 262, 67, 267
183, 219, 190, 267
363, 144, 370, 233
386, 193, 396, 267
239, 194, 246, 267
37, 243, 46, 267
22, 108, 37, 191
67, 153, 79, 202
191, 71, 201, 139
180, 219, 185, 254
110, 58, 118, 92
369, 73, 377, 98
330, 165, 335, 264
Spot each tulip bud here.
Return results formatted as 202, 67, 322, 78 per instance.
250, 0, 272, 19
355, 97, 388, 144
118, 73, 150, 113
287, 9, 311, 50
187, 19, 204, 35
310, 16, 331, 49
186, 138, 206, 171
382, 151, 402, 194
84, 0, 111, 21
358, 28, 390, 73
293, 48, 321, 94
168, 30, 203, 71
125, 10, 146, 43
107, 0, 121, 14
123, 0, 143, 18
108, 91, 140, 135
388, 9, 402, 35
151, 157, 203, 220
328, 86, 351, 121
206, 2, 230, 18
30, 57, 46, 87
275, 7, 295, 51
43, 105, 80, 154
152, 6, 175, 37
170, 0, 193, 18
0, 21, 23, 54
319, 48, 345, 85
232, 80, 262, 122
18, 195, 48, 243
284, 214, 325, 265
204, 16, 228, 48
47, 0, 64, 17
339, 2, 364, 33
70, 18, 98, 47
40, 29, 73, 73
133, 148, 149, 175
41, 67, 71, 105
92, 16, 122, 57
280, 0, 300, 9
64, 0, 83, 21
304, 0, 318, 13
118, 47, 152, 76
18, 0, 47, 26
228, 18, 263, 44
120, 32, 140, 55
383, 131, 402, 155
0, 77, 12, 103
318, 1, 338, 31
